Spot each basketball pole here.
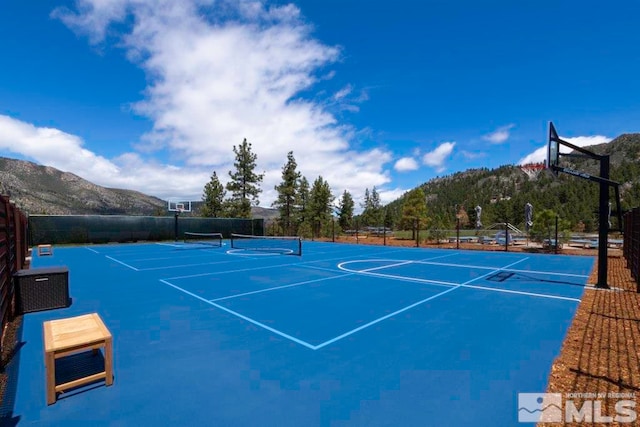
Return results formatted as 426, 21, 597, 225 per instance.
174, 210, 179, 242
596, 156, 610, 289
549, 122, 620, 289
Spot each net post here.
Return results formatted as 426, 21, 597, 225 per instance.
554, 215, 559, 255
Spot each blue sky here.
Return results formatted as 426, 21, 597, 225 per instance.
1, 0, 638, 208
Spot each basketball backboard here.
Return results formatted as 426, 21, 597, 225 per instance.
547, 122, 560, 175
167, 199, 192, 213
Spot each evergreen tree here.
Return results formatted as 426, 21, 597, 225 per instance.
401, 187, 428, 240
369, 186, 382, 226
337, 190, 354, 231
296, 176, 311, 236
226, 138, 264, 218
359, 187, 382, 227
308, 176, 334, 238
529, 208, 571, 248
272, 151, 300, 235
360, 188, 371, 226
201, 171, 226, 217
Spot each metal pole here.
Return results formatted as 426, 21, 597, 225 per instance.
383, 209, 387, 246
332, 217, 335, 242
554, 215, 559, 255
416, 218, 420, 247
174, 212, 179, 242
355, 218, 359, 244
504, 221, 509, 252
456, 217, 460, 249
596, 156, 611, 289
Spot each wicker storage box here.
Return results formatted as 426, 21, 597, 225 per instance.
14, 267, 70, 314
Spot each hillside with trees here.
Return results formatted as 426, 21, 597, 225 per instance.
3, 133, 640, 236
378, 134, 640, 234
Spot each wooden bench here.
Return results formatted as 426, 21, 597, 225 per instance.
43, 313, 113, 404
37, 244, 53, 256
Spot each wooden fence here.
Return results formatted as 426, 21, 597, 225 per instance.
0, 195, 29, 352
623, 208, 640, 292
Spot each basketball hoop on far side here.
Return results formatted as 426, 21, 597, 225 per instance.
167, 199, 192, 215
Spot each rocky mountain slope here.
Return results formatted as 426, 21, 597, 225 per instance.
0, 157, 165, 215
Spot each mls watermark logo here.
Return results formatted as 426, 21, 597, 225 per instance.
518, 393, 563, 422
518, 392, 637, 423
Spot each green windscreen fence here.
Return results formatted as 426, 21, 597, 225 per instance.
29, 215, 264, 245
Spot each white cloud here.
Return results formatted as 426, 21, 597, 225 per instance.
518, 135, 611, 165
394, 157, 419, 172
334, 85, 352, 101
0, 115, 210, 199
483, 124, 515, 144
35, 0, 395, 205
460, 150, 486, 160
378, 187, 409, 205
422, 142, 455, 172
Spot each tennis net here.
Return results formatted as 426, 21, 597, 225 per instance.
183, 232, 223, 247
230, 234, 302, 256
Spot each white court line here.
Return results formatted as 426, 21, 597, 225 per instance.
338, 261, 459, 287
364, 260, 415, 272
105, 255, 139, 271
209, 261, 432, 302
160, 279, 316, 350
461, 257, 530, 285
129, 252, 227, 262
84, 247, 100, 254
501, 267, 589, 279
300, 252, 461, 276
104, 255, 238, 272
412, 259, 590, 279
162, 249, 414, 281
313, 285, 462, 350
135, 260, 239, 272
452, 257, 582, 302
457, 282, 581, 302
156, 242, 182, 248
211, 272, 354, 302
159, 251, 584, 351
300, 264, 347, 274
339, 256, 583, 302
419, 252, 461, 262
214, 254, 460, 302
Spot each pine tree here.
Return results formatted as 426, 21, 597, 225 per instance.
226, 138, 264, 218
308, 176, 334, 238
296, 177, 311, 237
370, 186, 382, 226
272, 152, 300, 235
360, 188, 371, 226
401, 187, 428, 240
337, 190, 354, 231
201, 171, 226, 217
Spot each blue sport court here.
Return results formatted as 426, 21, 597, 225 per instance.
10, 240, 594, 426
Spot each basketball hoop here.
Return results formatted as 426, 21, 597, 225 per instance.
167, 199, 192, 214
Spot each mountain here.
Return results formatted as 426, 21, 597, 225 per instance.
0, 157, 279, 218
382, 133, 640, 233
3, 132, 640, 226
0, 157, 167, 215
